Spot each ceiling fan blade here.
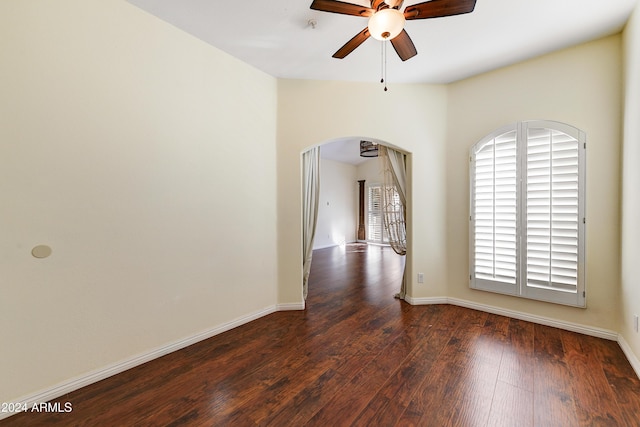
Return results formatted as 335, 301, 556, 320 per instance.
390, 29, 417, 61
333, 27, 371, 59
311, 0, 374, 17
404, 0, 476, 20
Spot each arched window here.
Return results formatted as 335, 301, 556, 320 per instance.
470, 121, 586, 307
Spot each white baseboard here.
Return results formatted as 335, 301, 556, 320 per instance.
405, 296, 448, 305
277, 302, 305, 311
406, 296, 619, 341
313, 241, 361, 251
312, 243, 339, 250
618, 334, 640, 380
1, 304, 291, 421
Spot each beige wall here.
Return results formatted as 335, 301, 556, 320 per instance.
621, 5, 640, 360
277, 80, 449, 303
0, 0, 278, 402
446, 36, 623, 331
356, 157, 383, 184
314, 158, 357, 249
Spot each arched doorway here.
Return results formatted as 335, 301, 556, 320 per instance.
302, 136, 411, 304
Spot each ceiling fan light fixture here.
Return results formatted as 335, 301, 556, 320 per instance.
360, 140, 379, 157
367, 8, 405, 41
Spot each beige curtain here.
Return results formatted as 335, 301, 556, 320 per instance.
302, 147, 320, 300
379, 145, 408, 299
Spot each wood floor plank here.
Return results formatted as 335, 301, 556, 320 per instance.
438, 311, 504, 427
498, 318, 535, 392
304, 306, 430, 425
2, 244, 640, 426
397, 308, 499, 426
533, 324, 579, 427
392, 304, 471, 426
487, 380, 534, 427
562, 331, 627, 426
351, 306, 447, 426
264, 368, 349, 426
590, 337, 640, 426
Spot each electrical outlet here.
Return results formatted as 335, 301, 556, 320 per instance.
634, 314, 639, 333
417, 273, 424, 284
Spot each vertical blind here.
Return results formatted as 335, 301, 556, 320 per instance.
470, 121, 585, 307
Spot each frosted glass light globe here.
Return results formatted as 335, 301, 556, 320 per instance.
368, 8, 405, 41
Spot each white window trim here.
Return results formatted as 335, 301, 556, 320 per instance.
469, 120, 586, 308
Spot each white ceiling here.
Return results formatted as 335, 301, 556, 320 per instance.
127, 0, 637, 164
128, 0, 637, 85
320, 138, 380, 166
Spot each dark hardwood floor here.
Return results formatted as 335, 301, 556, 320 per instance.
3, 243, 640, 426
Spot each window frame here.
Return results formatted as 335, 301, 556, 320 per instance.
469, 120, 587, 307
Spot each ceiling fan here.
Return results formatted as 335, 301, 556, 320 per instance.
310, 0, 477, 61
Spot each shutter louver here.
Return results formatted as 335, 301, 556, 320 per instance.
525, 127, 580, 293
473, 130, 518, 284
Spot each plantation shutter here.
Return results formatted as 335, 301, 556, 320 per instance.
367, 185, 387, 243
471, 128, 518, 295
522, 123, 585, 306
470, 121, 585, 307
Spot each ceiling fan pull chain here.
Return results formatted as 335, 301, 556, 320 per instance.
384, 41, 388, 91
380, 40, 384, 85
380, 41, 388, 91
